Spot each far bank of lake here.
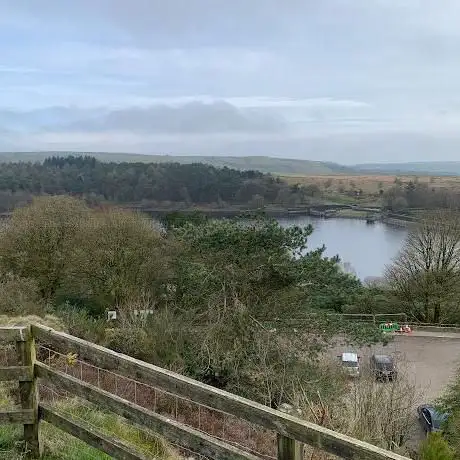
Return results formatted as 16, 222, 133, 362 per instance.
139, 204, 415, 227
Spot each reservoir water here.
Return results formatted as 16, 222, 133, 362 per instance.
277, 217, 408, 280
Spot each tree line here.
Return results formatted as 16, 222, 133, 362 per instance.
383, 180, 460, 211
0, 155, 313, 212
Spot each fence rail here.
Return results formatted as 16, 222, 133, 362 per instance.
0, 324, 410, 460
267, 313, 460, 331
265, 313, 409, 326
35, 362, 255, 460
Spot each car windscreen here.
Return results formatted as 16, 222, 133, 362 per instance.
377, 362, 394, 371
342, 361, 358, 367
432, 411, 448, 429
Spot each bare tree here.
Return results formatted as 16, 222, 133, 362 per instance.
386, 210, 460, 323
291, 361, 418, 457
344, 366, 419, 454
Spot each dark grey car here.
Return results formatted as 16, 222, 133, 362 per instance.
417, 405, 448, 434
370, 354, 397, 381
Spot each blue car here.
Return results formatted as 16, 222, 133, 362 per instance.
417, 404, 448, 434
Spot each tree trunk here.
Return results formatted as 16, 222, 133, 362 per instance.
423, 292, 430, 323
433, 303, 441, 323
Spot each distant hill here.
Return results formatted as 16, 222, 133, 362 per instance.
353, 161, 460, 176
0, 151, 353, 175
1, 151, 460, 176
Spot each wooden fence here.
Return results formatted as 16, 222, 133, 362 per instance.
0, 324, 411, 460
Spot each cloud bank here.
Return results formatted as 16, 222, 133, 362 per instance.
2, 1, 460, 162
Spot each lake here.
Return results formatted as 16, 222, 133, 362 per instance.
277, 217, 408, 280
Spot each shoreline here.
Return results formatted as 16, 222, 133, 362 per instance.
136, 206, 416, 227
0, 204, 418, 227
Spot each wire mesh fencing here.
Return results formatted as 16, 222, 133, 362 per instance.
37, 344, 277, 459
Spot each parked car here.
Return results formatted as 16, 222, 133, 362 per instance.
338, 352, 360, 378
417, 404, 448, 434
370, 354, 397, 381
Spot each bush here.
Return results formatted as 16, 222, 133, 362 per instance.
0, 196, 89, 300
54, 303, 106, 343
64, 207, 175, 315
0, 197, 176, 317
104, 303, 186, 372
419, 432, 454, 460
337, 366, 418, 452
0, 274, 44, 316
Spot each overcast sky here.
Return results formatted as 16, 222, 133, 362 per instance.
2, 0, 460, 163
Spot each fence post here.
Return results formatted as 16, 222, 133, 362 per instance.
16, 326, 40, 458
277, 404, 303, 460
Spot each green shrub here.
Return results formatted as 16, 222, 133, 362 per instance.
419, 432, 454, 460
54, 303, 106, 343
0, 274, 44, 316
41, 398, 177, 460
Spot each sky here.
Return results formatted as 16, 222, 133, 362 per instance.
1, 0, 460, 163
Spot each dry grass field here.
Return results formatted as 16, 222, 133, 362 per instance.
282, 174, 460, 195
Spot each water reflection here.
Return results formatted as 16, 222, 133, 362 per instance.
277, 216, 408, 280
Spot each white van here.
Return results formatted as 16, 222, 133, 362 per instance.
340, 352, 360, 377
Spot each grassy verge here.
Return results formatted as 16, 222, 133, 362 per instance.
334, 209, 370, 219
0, 386, 177, 459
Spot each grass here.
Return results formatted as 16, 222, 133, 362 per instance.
283, 173, 460, 194
42, 398, 176, 460
0, 315, 65, 331
0, 422, 113, 460
0, 384, 177, 460
334, 209, 369, 218
282, 173, 460, 209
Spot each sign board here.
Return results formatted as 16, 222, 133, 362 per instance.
107, 310, 117, 320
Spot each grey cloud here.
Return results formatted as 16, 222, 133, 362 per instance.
5, 0, 460, 105
0, 107, 104, 132
0, 102, 285, 134
163, 132, 460, 164
71, 102, 286, 134
213, 132, 460, 164
10, 0, 460, 47
6, 0, 309, 47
